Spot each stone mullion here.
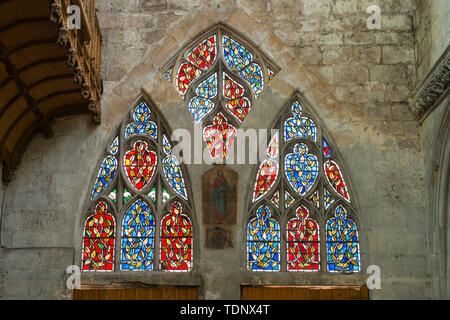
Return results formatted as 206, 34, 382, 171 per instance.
279, 214, 287, 272
154, 116, 163, 271
115, 123, 125, 272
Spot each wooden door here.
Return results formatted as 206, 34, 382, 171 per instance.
241, 285, 369, 300
73, 286, 198, 300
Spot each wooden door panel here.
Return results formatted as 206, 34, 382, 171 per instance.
73, 286, 198, 300
241, 285, 369, 300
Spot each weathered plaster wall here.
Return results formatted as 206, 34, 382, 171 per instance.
414, 0, 450, 83
0, 0, 434, 299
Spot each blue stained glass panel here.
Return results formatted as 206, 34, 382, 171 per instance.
196, 73, 217, 98
91, 156, 118, 200
285, 143, 319, 196
163, 68, 172, 82
248, 206, 280, 271
323, 139, 332, 158
163, 135, 172, 155
223, 36, 253, 70
162, 155, 188, 199
109, 136, 119, 155
327, 205, 359, 272
121, 199, 154, 271
125, 102, 157, 138
284, 117, 317, 142
188, 97, 215, 122
292, 101, 302, 117
324, 189, 335, 209
240, 63, 264, 97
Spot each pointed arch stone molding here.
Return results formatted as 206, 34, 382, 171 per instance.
409, 45, 450, 122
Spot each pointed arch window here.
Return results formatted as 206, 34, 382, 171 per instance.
162, 24, 279, 160
82, 97, 194, 272
247, 93, 360, 273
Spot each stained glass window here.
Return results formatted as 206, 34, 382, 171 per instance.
203, 113, 237, 159
188, 73, 217, 122
121, 200, 154, 270
327, 206, 359, 272
223, 36, 264, 97
162, 26, 278, 160
160, 202, 192, 272
84, 98, 194, 273
324, 189, 335, 209
223, 73, 251, 122
252, 133, 279, 202
124, 188, 132, 204
148, 186, 156, 202
248, 206, 280, 271
287, 206, 320, 271
82, 202, 115, 271
163, 135, 172, 155
310, 189, 319, 208
108, 188, 117, 203
270, 190, 280, 208
324, 160, 350, 202
162, 155, 188, 199
124, 141, 157, 191
285, 191, 295, 208
187, 35, 217, 70
285, 143, 318, 196
285, 101, 317, 142
91, 156, 117, 200
248, 95, 360, 274
125, 102, 157, 139
163, 68, 172, 82
268, 68, 275, 80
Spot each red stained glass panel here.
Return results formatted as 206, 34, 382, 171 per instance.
177, 63, 202, 96
187, 35, 216, 70
287, 206, 320, 271
160, 202, 192, 272
324, 160, 350, 201
82, 202, 115, 271
124, 141, 157, 191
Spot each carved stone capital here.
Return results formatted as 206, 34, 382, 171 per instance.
409, 45, 450, 120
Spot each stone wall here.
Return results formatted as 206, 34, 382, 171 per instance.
414, 0, 450, 83
0, 0, 436, 299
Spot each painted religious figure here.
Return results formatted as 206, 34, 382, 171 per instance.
202, 165, 238, 225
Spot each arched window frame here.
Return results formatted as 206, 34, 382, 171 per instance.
161, 23, 280, 160
246, 92, 361, 274
80, 94, 197, 273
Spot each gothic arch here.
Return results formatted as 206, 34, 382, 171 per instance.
245, 92, 362, 274
429, 101, 450, 298
79, 93, 199, 273
161, 23, 280, 160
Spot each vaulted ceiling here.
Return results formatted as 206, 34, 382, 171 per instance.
0, 0, 103, 181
